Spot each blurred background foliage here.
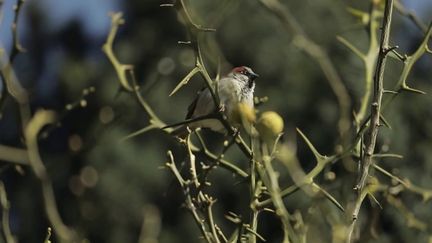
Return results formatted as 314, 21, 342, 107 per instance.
0, 0, 432, 242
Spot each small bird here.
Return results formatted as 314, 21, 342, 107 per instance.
173, 66, 259, 136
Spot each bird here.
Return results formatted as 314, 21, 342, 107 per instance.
172, 66, 259, 137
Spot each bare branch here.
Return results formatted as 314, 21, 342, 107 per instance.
165, 151, 215, 243
0, 45, 31, 131
25, 110, 79, 242
102, 12, 134, 92
0, 181, 15, 243
0, 144, 28, 165
348, 0, 394, 241
374, 164, 432, 201
169, 66, 200, 96
337, 36, 365, 59
10, 0, 26, 63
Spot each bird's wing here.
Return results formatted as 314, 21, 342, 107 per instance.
186, 77, 238, 119
186, 87, 214, 119
188, 87, 217, 119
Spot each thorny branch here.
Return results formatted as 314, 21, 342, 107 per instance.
374, 164, 432, 202
165, 151, 218, 243
103, 9, 254, 241
102, 12, 249, 178
348, 0, 394, 241
357, 0, 393, 192
338, 1, 432, 241
256, 128, 346, 211
170, 0, 253, 158
0, 0, 428, 241
103, 1, 432, 242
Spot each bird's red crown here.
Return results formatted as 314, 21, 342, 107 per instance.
232, 66, 248, 75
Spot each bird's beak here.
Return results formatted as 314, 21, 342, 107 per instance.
249, 72, 259, 81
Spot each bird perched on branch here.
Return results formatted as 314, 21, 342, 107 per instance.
173, 66, 259, 137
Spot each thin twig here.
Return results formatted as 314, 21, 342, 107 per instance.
356, 0, 393, 190
186, 133, 200, 188
165, 152, 214, 243
374, 164, 432, 201
0, 181, 15, 243
205, 196, 221, 243
161, 113, 218, 130
256, 129, 344, 208
10, 0, 26, 63
347, 5, 380, 126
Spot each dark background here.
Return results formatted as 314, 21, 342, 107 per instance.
0, 0, 432, 242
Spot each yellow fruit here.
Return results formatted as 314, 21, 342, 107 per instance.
256, 111, 284, 144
